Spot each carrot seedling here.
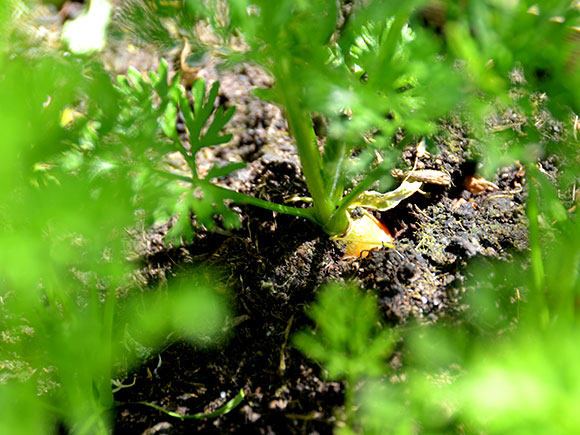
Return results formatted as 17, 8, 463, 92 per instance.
113, 1, 462, 253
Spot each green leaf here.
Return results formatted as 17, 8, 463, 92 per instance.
178, 80, 235, 155
293, 284, 395, 381
136, 389, 245, 420
126, 66, 146, 94
200, 105, 236, 148
206, 162, 246, 180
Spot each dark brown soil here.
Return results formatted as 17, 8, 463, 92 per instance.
112, 59, 529, 433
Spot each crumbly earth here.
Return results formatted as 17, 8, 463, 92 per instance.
113, 59, 531, 433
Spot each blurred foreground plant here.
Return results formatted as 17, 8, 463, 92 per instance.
293, 284, 396, 432
398, 172, 580, 431
0, 5, 230, 434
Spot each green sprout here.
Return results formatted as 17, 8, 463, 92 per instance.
110, 0, 464, 252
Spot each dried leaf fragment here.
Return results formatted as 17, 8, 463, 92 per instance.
463, 175, 499, 194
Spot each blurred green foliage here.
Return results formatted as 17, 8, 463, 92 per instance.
3, 0, 580, 433
0, 2, 229, 434
294, 284, 395, 382
293, 284, 396, 432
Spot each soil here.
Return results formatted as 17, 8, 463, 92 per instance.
22, 3, 541, 433
113, 58, 530, 434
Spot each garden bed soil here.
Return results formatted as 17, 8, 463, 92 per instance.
112, 58, 530, 433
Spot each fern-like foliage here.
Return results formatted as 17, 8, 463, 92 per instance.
293, 283, 395, 381
86, 59, 242, 244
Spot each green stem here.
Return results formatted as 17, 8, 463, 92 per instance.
208, 182, 318, 222
526, 167, 549, 328
171, 139, 199, 180
332, 166, 388, 221
154, 169, 318, 222
369, 8, 409, 88
323, 137, 347, 203
273, 64, 349, 235
153, 169, 196, 184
